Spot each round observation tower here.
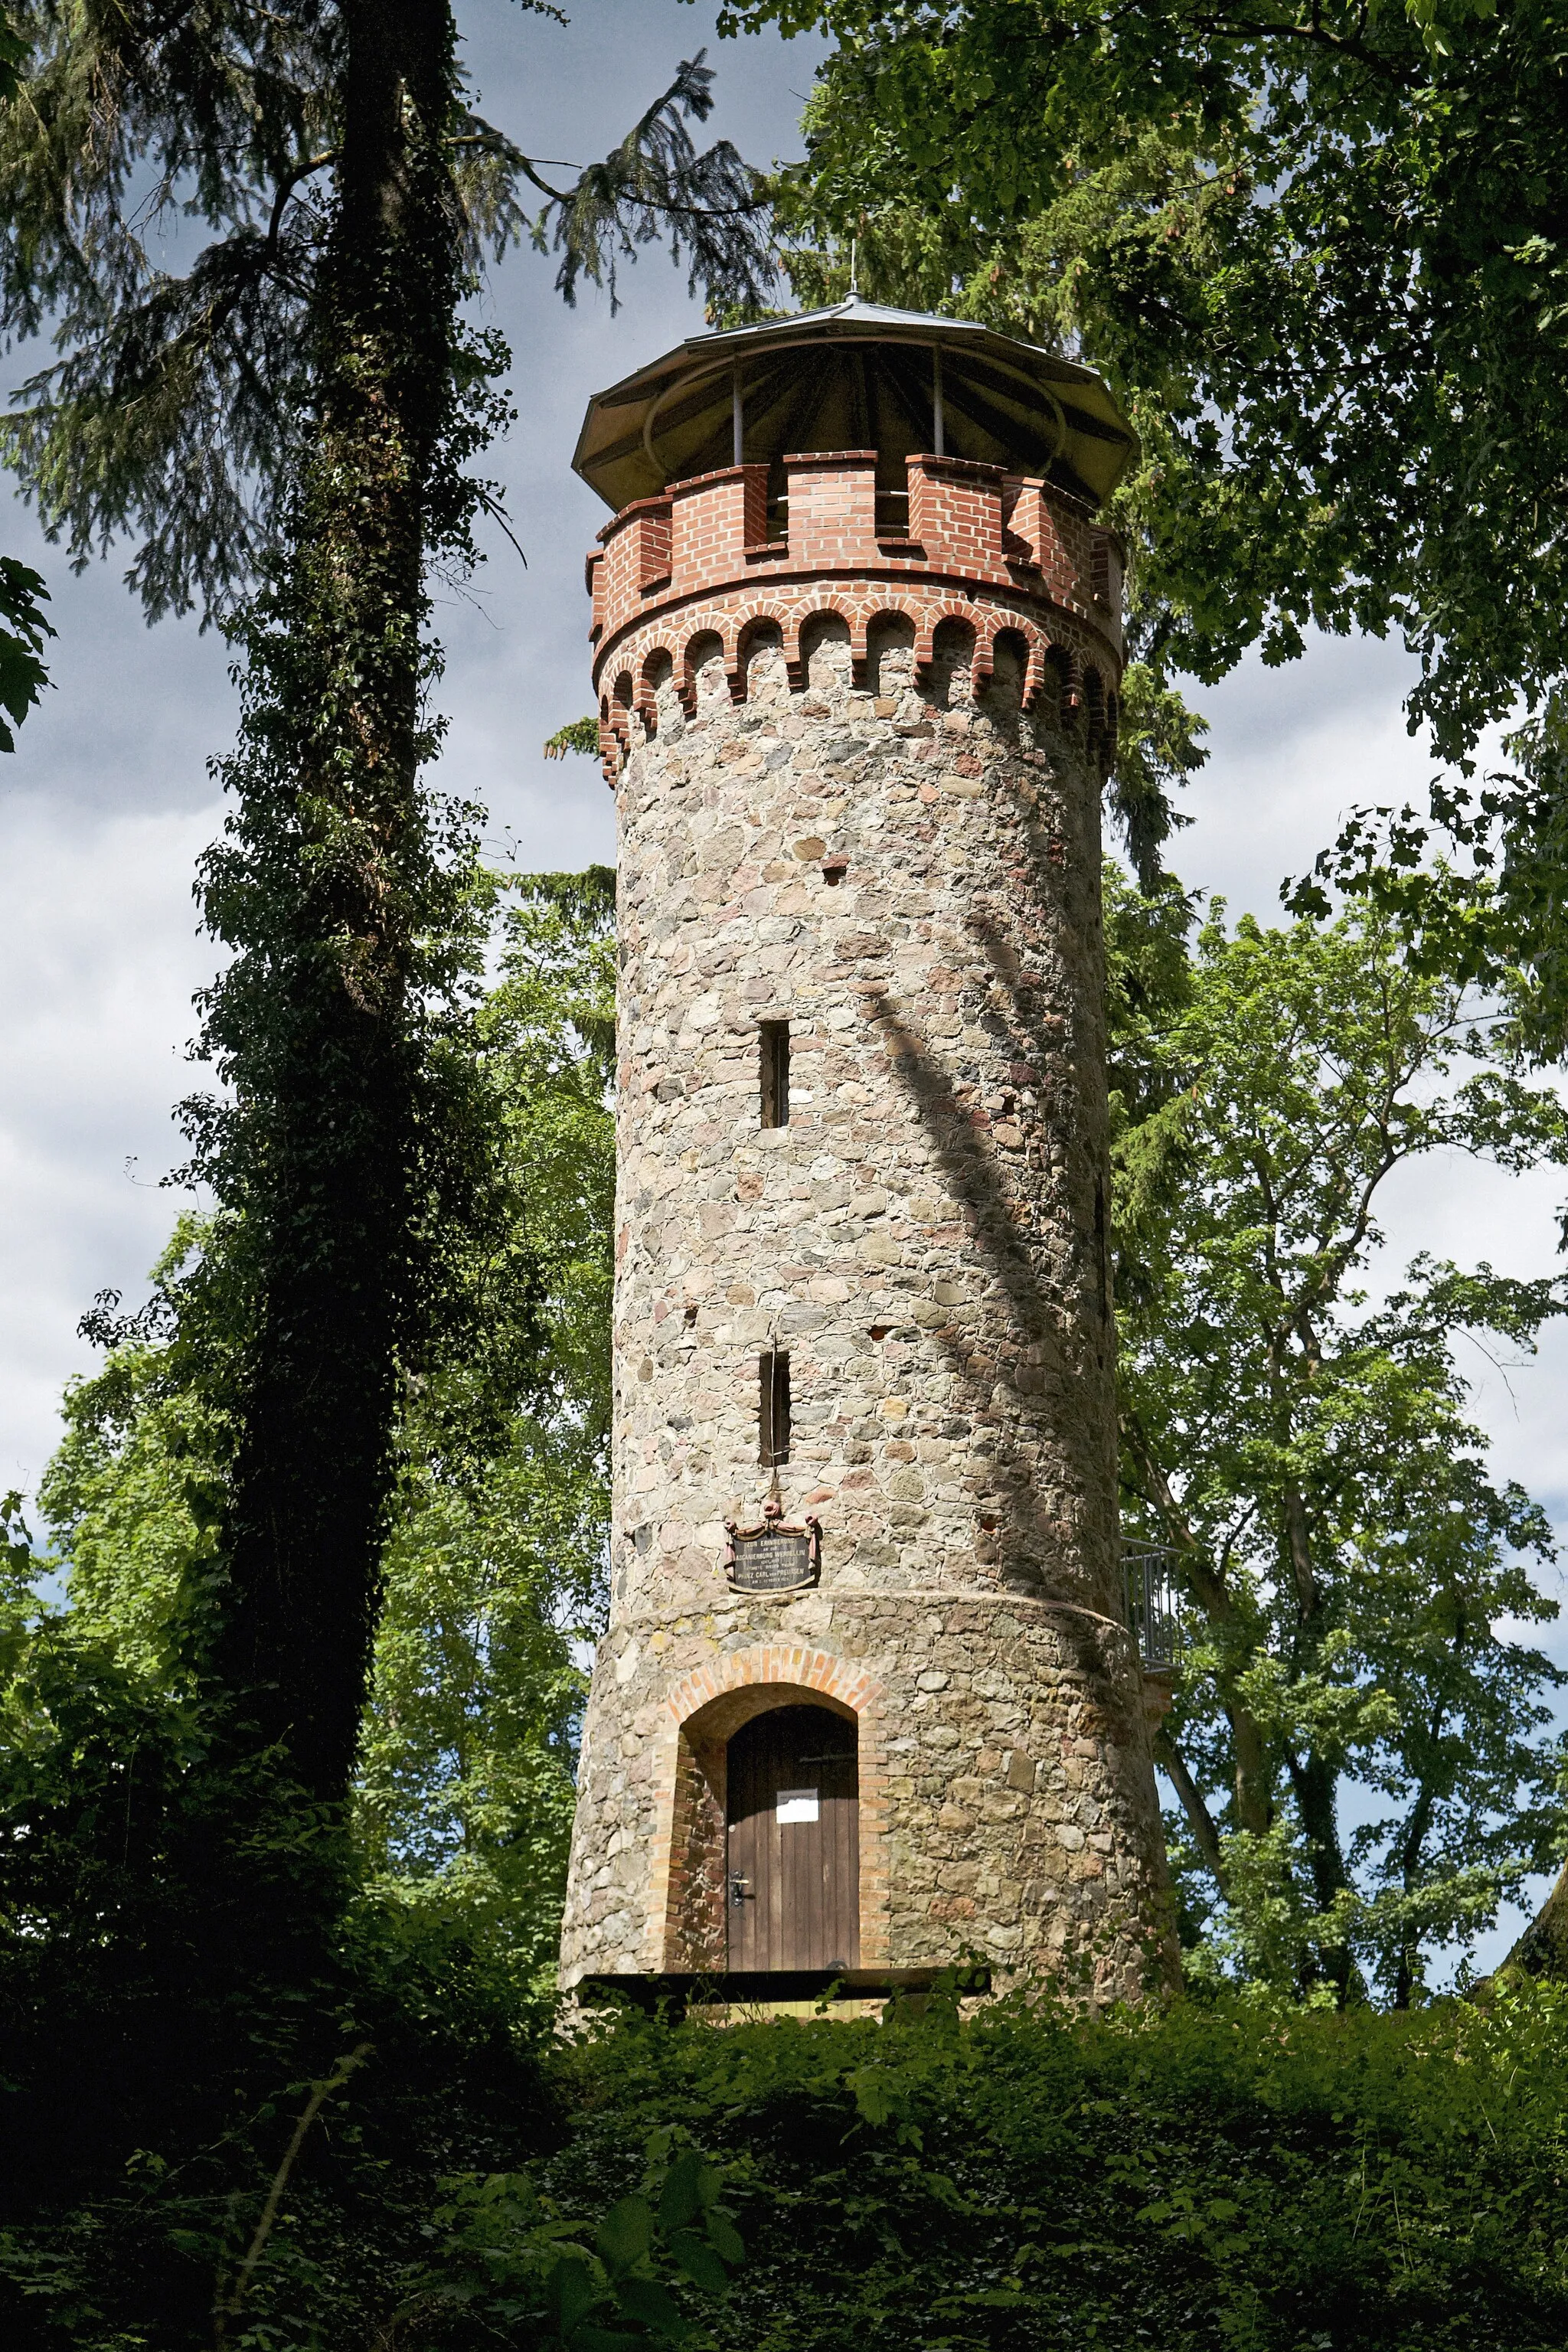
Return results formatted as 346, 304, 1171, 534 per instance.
559, 299, 1174, 2006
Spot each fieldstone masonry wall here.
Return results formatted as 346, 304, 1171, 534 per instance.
560, 449, 1174, 2006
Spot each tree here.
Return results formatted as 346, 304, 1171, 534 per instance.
0, 14, 771, 627
41, 867, 616, 2004
1107, 874, 1568, 2002
730, 0, 1568, 966
0, 867, 615, 2328
355, 867, 615, 2001
0, 15, 50, 750
0, 6, 769, 1802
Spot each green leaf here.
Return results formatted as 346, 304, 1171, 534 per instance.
703, 2210, 744, 2266
659, 2149, 718, 2231
846, 2066, 897, 2125
547, 2253, 602, 2337
613, 2273, 692, 2341
596, 2194, 654, 2273
667, 2229, 730, 2295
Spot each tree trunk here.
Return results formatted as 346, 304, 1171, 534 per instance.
1155, 1731, 1228, 1890
1120, 1407, 1273, 1834
1229, 1708, 1272, 1838
205, 0, 462, 1803
1288, 1747, 1357, 2002
1498, 1859, 1568, 1981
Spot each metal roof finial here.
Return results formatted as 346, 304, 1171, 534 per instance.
848, 237, 858, 299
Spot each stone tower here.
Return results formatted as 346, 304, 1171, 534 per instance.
559, 300, 1173, 2005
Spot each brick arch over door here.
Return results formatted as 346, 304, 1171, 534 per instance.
649, 1645, 890, 1971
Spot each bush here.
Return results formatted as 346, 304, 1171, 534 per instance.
11, 1946, 1568, 2347
0, 1598, 555, 2351
517, 1982, 1568, 2352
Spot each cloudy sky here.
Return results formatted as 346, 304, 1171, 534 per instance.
2, 1, 1562, 1964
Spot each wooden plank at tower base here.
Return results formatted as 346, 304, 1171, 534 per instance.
727, 1706, 859, 1971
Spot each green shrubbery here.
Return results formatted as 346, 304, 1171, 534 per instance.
16, 1887, 1568, 2350
526, 1984, 1568, 2352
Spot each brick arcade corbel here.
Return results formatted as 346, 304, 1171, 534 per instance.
851, 603, 919, 690
913, 599, 984, 687
635, 644, 676, 734
1022, 634, 1050, 714
734, 605, 792, 695
721, 616, 748, 704
790, 595, 864, 694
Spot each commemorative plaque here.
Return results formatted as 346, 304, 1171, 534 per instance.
724, 1501, 822, 1594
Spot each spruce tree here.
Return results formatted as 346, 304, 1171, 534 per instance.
0, 5, 770, 1801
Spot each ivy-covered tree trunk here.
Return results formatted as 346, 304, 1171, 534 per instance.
1501, 1863, 1568, 1981
199, 0, 468, 1802
2, 2, 772, 1825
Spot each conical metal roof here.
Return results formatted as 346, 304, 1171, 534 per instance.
572, 299, 1138, 514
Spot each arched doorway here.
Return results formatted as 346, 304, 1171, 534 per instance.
726, 1704, 860, 1971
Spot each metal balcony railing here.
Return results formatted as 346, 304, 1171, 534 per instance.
1122, 1543, 1182, 1671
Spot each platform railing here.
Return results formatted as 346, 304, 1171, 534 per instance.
1122, 1543, 1182, 1671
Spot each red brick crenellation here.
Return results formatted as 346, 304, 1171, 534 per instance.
908, 452, 1006, 573
782, 448, 882, 570
588, 451, 1122, 684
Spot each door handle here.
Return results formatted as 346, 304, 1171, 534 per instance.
729, 1873, 752, 1906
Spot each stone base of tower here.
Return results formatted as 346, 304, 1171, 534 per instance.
560, 1591, 1176, 2010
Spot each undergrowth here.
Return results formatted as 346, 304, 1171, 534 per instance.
9, 1945, 1568, 2347
528, 1980, 1568, 2352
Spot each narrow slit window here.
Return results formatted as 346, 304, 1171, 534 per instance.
760, 1351, 791, 1466
760, 1021, 790, 1128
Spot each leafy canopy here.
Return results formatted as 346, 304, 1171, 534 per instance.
731, 0, 1568, 750
726, 0, 1568, 914
0, 9, 773, 623
1108, 874, 1568, 2001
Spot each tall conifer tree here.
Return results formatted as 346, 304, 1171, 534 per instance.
0, 5, 771, 1798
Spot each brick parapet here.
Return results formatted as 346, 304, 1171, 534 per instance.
668, 464, 769, 595
908, 452, 1006, 572
590, 454, 1122, 694
782, 448, 882, 571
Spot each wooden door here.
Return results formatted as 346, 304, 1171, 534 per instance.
726, 1705, 860, 1971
